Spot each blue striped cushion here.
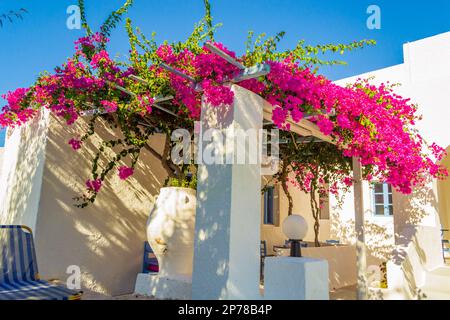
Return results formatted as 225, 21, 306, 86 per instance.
1, 226, 81, 300
0, 226, 38, 283
0, 280, 79, 300
143, 241, 159, 273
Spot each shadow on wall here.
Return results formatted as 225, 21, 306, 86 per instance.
392, 175, 440, 267
33, 114, 170, 296
193, 168, 232, 299
387, 175, 443, 299
394, 177, 438, 241
331, 171, 441, 266
194, 163, 262, 299
330, 211, 395, 265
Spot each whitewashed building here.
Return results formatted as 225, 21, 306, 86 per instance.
0, 32, 449, 299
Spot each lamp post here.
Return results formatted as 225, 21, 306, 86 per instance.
282, 215, 308, 257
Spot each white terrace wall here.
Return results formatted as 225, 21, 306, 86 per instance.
0, 110, 49, 232
332, 32, 450, 277
0, 148, 4, 175
0, 112, 169, 296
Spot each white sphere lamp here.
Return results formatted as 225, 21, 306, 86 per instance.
282, 214, 308, 257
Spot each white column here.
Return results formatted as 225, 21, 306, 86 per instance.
191, 85, 265, 299
352, 157, 368, 300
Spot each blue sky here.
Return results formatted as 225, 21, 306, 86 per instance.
1, 0, 450, 119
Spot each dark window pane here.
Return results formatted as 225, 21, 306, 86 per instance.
375, 194, 384, 204
264, 187, 274, 224
375, 205, 385, 216
263, 192, 268, 224
374, 183, 383, 193
388, 194, 393, 204
388, 205, 394, 215
387, 184, 392, 193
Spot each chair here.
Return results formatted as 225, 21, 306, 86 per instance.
260, 240, 275, 283
442, 229, 450, 262
0, 225, 83, 300
142, 241, 159, 273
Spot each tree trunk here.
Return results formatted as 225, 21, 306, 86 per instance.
280, 161, 293, 216
310, 186, 321, 247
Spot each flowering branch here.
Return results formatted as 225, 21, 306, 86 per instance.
0, 1, 446, 211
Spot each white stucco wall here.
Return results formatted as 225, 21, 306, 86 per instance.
0, 110, 49, 232
0, 148, 4, 179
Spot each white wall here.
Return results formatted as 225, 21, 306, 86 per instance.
0, 148, 4, 178
0, 110, 49, 232
329, 181, 395, 267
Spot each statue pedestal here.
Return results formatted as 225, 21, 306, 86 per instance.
134, 273, 192, 300
264, 257, 329, 300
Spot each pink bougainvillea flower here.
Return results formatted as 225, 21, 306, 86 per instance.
336, 114, 351, 129
201, 79, 234, 107
118, 166, 134, 180
137, 95, 154, 114
68, 138, 82, 150
86, 179, 102, 193
343, 177, 353, 187
316, 117, 334, 136
90, 50, 112, 69
0, 34, 447, 203
100, 100, 118, 113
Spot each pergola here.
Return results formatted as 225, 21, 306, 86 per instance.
81, 42, 368, 299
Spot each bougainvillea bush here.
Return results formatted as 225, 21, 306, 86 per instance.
0, 0, 447, 217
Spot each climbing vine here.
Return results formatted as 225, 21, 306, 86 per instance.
0, 0, 447, 214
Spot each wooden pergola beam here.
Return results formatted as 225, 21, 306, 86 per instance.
262, 104, 335, 144
204, 42, 246, 69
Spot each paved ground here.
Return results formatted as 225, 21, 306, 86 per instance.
82, 286, 358, 300
82, 290, 157, 300
330, 285, 357, 300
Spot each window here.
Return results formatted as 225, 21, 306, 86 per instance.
261, 179, 280, 226
263, 186, 275, 225
372, 183, 393, 216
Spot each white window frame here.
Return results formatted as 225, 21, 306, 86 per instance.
371, 182, 393, 217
